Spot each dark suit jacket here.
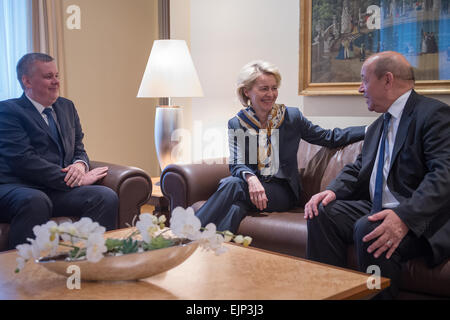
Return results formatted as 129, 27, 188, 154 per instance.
228, 106, 366, 202
0, 94, 89, 191
327, 90, 450, 266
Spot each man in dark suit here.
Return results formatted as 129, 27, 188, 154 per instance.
0, 53, 118, 250
305, 51, 450, 299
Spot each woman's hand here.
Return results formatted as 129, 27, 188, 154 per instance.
246, 174, 268, 211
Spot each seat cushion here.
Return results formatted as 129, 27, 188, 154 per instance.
400, 257, 450, 298
346, 244, 450, 298
238, 209, 307, 258
192, 200, 307, 258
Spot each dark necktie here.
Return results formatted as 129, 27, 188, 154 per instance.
43, 108, 64, 164
372, 112, 392, 213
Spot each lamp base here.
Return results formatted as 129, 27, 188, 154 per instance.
154, 105, 183, 171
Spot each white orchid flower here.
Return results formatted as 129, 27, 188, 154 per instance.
32, 221, 59, 255
58, 221, 80, 242
205, 233, 227, 255
223, 230, 234, 242
14, 206, 251, 274
15, 242, 40, 271
86, 232, 107, 263
158, 215, 166, 224
199, 224, 226, 254
233, 235, 244, 244
73, 218, 105, 239
243, 236, 253, 247
170, 207, 202, 240
136, 213, 159, 243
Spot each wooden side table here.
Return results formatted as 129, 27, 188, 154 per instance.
148, 177, 170, 216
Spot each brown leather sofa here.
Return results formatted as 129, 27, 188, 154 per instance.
0, 160, 152, 252
160, 140, 450, 299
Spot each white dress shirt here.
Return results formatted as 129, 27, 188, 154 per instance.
369, 90, 412, 209
26, 94, 58, 126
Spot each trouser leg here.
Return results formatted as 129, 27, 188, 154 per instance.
195, 176, 250, 233
0, 185, 53, 250
47, 185, 119, 231
195, 176, 297, 233
306, 198, 431, 299
306, 200, 372, 268
262, 179, 297, 212
354, 215, 430, 299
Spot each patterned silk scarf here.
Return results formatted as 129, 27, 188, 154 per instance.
236, 104, 286, 177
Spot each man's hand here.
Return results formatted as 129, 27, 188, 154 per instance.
304, 190, 336, 219
246, 174, 268, 211
363, 209, 409, 259
61, 162, 87, 188
80, 166, 108, 186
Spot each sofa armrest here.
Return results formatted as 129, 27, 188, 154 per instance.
91, 160, 152, 228
161, 159, 230, 213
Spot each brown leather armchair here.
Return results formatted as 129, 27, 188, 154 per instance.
0, 160, 152, 251
160, 140, 450, 299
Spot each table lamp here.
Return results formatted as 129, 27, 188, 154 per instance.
137, 39, 203, 171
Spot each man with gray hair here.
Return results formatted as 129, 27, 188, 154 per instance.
305, 51, 450, 299
0, 53, 118, 249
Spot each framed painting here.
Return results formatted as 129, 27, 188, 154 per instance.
299, 0, 450, 95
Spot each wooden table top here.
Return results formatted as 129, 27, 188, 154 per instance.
151, 177, 164, 198
0, 228, 389, 300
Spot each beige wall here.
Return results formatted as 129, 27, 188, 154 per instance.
58, 0, 450, 172
62, 0, 160, 176
171, 0, 450, 162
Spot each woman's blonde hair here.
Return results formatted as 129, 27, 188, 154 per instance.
236, 60, 281, 107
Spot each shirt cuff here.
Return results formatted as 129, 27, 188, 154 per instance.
74, 160, 89, 172
241, 171, 255, 182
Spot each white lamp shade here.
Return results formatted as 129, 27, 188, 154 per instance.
137, 40, 203, 98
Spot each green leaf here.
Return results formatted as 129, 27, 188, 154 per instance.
69, 247, 86, 259
143, 236, 174, 251
121, 238, 139, 254
105, 238, 124, 252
